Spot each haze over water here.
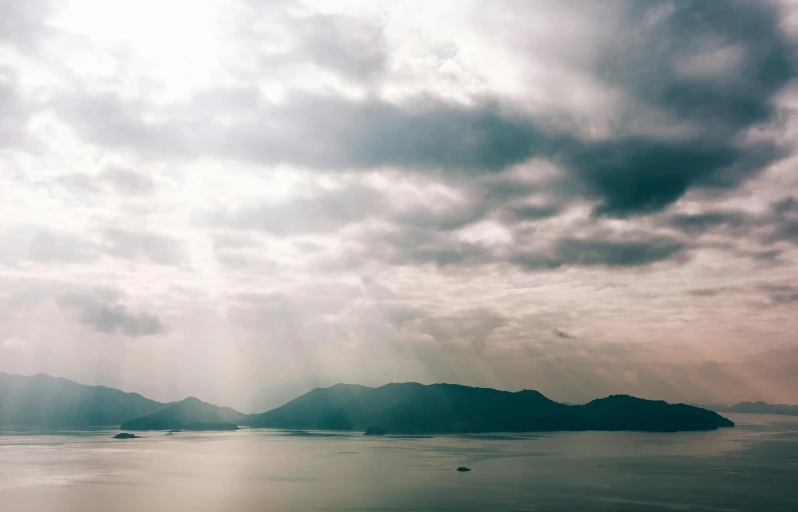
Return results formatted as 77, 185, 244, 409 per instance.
1, 414, 796, 512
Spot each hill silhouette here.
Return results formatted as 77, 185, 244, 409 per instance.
120, 396, 247, 431
0, 373, 736, 433
247, 383, 734, 433
0, 373, 163, 428
707, 401, 798, 416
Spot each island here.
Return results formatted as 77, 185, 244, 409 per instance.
246, 382, 734, 434
120, 396, 247, 431
112, 433, 140, 439
705, 401, 798, 417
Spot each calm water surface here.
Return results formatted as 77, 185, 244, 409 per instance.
1, 414, 797, 512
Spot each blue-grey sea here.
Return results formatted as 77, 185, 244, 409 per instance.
1, 413, 797, 511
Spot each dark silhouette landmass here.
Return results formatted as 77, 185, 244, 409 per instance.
0, 373, 739, 433
247, 383, 734, 433
704, 401, 798, 416
248, 375, 336, 413
0, 373, 246, 430
113, 432, 140, 439
120, 396, 246, 431
457, 467, 471, 472
0, 373, 163, 428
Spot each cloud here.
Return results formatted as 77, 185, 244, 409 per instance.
663, 210, 753, 235
55, 80, 788, 220
212, 183, 383, 235
54, 173, 101, 195
604, 1, 794, 135
99, 167, 155, 196
226, 1, 388, 81
46, 1, 795, 220
766, 196, 798, 244
57, 293, 166, 337
552, 328, 576, 340
416, 309, 506, 350
101, 228, 186, 265
1, 336, 30, 349
1, 0, 797, 406
511, 234, 687, 269
562, 139, 784, 216
355, 224, 495, 267
0, 228, 99, 266
0, 68, 34, 149
0, 0, 55, 50
759, 284, 798, 305
215, 252, 279, 273
280, 13, 387, 80
56, 91, 549, 173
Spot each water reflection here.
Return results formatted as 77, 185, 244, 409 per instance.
0, 414, 796, 511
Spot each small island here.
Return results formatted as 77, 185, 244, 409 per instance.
112, 433, 140, 439
456, 467, 471, 472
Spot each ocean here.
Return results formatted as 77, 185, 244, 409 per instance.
1, 413, 796, 511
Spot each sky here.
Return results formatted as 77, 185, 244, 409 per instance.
1, 0, 798, 411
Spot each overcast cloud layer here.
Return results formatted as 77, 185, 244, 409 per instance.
2, 0, 798, 410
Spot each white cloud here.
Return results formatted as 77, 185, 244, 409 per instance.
2, 336, 30, 349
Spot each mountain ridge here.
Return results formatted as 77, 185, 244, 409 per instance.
0, 373, 750, 432
701, 401, 798, 416
120, 396, 247, 431
0, 372, 164, 428
0, 373, 245, 430
248, 383, 734, 433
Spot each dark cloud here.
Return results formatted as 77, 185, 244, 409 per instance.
663, 210, 752, 235
57, 293, 166, 337
573, 0, 795, 215
689, 287, 735, 298
50, 1, 797, 220
759, 284, 798, 305
56, 91, 549, 173
610, 0, 795, 135
505, 204, 562, 222
552, 328, 576, 340
511, 234, 687, 270
561, 139, 785, 216
357, 225, 495, 268
747, 248, 784, 262
101, 228, 186, 265
391, 197, 486, 232
766, 196, 798, 245
350, 220, 688, 271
